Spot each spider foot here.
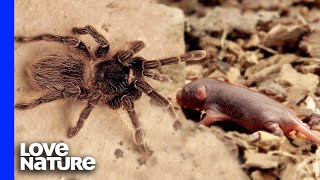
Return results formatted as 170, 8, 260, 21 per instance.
15, 102, 32, 110
15, 36, 27, 42
137, 146, 153, 165
72, 27, 87, 35
137, 144, 148, 154
67, 125, 80, 138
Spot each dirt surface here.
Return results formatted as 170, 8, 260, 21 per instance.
15, 0, 248, 179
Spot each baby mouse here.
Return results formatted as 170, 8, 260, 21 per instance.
176, 78, 320, 144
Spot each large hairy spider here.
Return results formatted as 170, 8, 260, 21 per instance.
15, 25, 206, 153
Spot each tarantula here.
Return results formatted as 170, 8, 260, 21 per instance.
15, 25, 206, 153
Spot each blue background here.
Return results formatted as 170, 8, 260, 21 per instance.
0, 0, 14, 179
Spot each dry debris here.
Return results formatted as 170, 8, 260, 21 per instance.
300, 30, 320, 58
263, 24, 310, 47
187, 7, 279, 36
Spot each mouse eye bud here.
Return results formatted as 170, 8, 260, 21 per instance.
196, 86, 207, 101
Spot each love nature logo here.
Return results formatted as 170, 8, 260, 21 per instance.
20, 143, 96, 171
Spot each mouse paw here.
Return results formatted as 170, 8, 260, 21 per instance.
304, 113, 320, 126
199, 108, 231, 126
265, 122, 284, 136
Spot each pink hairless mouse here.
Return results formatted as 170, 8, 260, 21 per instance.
176, 78, 320, 144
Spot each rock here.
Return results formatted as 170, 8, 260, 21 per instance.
250, 170, 277, 180
199, 36, 244, 70
208, 70, 228, 80
299, 63, 320, 77
241, 0, 293, 10
287, 87, 310, 104
239, 51, 261, 68
281, 164, 298, 180
226, 67, 242, 84
257, 80, 287, 102
200, 36, 243, 56
244, 54, 299, 86
277, 64, 319, 104
300, 29, 320, 58
249, 131, 283, 152
245, 64, 282, 86
243, 150, 280, 169
244, 34, 260, 49
305, 96, 320, 115
277, 64, 319, 95
244, 54, 297, 78
292, 57, 320, 76
263, 24, 311, 47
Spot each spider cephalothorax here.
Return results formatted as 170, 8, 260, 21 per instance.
15, 25, 206, 153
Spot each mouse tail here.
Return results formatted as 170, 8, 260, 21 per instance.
292, 120, 320, 145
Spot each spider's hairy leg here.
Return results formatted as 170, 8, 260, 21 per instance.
67, 104, 94, 138
142, 50, 206, 69
15, 92, 64, 110
68, 90, 102, 138
72, 25, 109, 58
14, 34, 89, 56
142, 69, 172, 82
115, 41, 145, 66
121, 95, 149, 153
129, 40, 145, 53
134, 79, 182, 130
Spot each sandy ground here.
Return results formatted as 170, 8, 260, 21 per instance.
15, 0, 248, 179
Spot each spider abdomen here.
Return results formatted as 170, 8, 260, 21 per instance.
27, 50, 90, 93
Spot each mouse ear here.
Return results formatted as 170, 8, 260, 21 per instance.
196, 86, 207, 101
